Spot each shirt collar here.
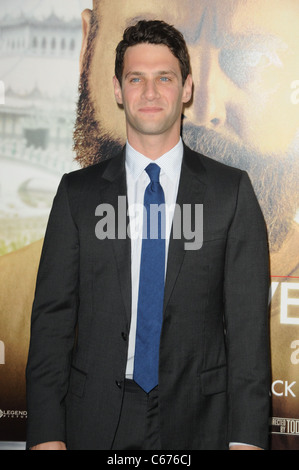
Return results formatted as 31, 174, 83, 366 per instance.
125, 138, 183, 183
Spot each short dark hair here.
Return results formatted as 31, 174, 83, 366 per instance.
115, 20, 191, 85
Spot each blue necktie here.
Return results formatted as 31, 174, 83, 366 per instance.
133, 163, 166, 393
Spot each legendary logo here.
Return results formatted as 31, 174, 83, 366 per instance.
0, 409, 27, 419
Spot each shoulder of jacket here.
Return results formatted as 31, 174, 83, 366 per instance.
66, 158, 112, 181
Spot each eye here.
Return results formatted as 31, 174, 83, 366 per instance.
130, 77, 141, 83
160, 76, 170, 82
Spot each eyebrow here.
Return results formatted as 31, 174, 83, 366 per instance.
213, 30, 288, 52
124, 70, 178, 80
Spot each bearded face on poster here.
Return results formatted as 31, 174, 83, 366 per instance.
0, 0, 298, 448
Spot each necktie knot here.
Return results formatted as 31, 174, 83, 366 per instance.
145, 163, 161, 184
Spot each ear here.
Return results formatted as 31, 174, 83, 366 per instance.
182, 74, 193, 104
113, 75, 123, 105
79, 9, 92, 74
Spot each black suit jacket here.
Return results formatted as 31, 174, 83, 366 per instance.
26, 144, 271, 450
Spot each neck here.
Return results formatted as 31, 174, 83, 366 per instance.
127, 129, 181, 160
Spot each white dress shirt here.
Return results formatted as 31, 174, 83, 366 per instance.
125, 138, 183, 378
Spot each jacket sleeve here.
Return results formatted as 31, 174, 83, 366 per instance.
26, 174, 79, 449
224, 171, 271, 449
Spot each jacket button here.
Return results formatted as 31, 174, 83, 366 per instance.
115, 380, 122, 389
121, 332, 128, 341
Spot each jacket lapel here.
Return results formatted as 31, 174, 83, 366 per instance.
163, 145, 207, 312
100, 149, 132, 327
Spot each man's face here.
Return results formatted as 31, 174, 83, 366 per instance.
113, 43, 192, 146
74, 0, 299, 252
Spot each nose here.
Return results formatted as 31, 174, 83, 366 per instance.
192, 48, 228, 128
142, 78, 160, 101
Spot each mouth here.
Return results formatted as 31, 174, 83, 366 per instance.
138, 107, 164, 114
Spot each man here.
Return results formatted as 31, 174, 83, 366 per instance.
26, 19, 270, 450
